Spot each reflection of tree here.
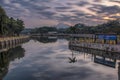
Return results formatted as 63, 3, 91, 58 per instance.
0, 52, 9, 80
32, 36, 57, 43
8, 46, 25, 61
57, 36, 70, 41
0, 46, 25, 79
68, 51, 77, 63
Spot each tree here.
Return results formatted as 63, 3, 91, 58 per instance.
0, 6, 25, 36
35, 26, 57, 34
95, 19, 120, 34
0, 6, 7, 36
15, 19, 25, 35
66, 19, 120, 34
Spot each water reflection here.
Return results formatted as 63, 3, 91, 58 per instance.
31, 36, 57, 43
68, 51, 77, 63
69, 44, 120, 80
0, 46, 25, 80
94, 55, 116, 68
1, 36, 119, 80
31, 36, 70, 43
69, 45, 120, 67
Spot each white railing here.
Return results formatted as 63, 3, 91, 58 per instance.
70, 41, 120, 52
0, 36, 29, 42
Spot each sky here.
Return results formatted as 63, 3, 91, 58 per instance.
0, 0, 120, 28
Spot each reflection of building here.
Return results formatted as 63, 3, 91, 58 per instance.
0, 46, 25, 80
94, 55, 116, 68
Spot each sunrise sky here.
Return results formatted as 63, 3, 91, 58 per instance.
0, 0, 120, 28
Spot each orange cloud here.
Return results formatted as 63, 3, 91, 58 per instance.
103, 16, 116, 20
116, 13, 120, 16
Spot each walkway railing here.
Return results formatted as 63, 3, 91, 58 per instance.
0, 36, 29, 52
0, 36, 29, 42
69, 41, 120, 52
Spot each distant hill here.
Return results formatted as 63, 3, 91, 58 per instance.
56, 23, 70, 29
21, 28, 33, 34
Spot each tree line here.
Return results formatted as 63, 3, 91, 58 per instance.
0, 6, 24, 36
66, 19, 120, 34
31, 26, 57, 34
32, 19, 120, 34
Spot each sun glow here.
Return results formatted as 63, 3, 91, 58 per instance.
103, 17, 116, 20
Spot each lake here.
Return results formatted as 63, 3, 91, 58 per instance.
0, 37, 119, 80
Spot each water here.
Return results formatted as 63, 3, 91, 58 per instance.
0, 37, 118, 80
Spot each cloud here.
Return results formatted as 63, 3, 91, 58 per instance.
37, 11, 56, 19
75, 1, 90, 6
97, 6, 120, 14
13, 3, 21, 8
4, 0, 11, 4
0, 0, 120, 28
55, 6, 71, 10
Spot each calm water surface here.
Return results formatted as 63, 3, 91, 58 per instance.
0, 38, 118, 80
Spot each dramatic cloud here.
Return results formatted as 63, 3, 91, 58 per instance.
0, 0, 120, 28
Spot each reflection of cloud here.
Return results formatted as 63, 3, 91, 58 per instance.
4, 39, 117, 80
3, 0, 11, 4
0, 0, 120, 27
